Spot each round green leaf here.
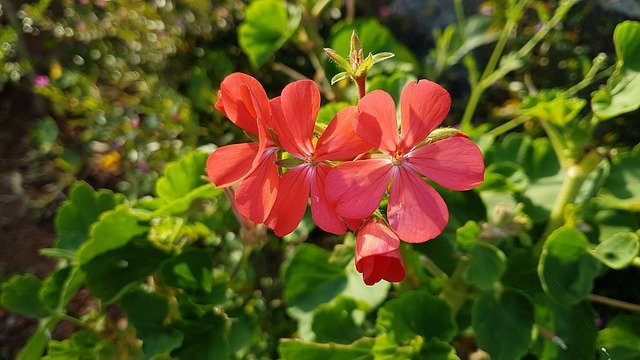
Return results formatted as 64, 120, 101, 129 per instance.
598, 315, 640, 359
472, 289, 534, 360
376, 290, 457, 344
284, 244, 347, 311
464, 243, 507, 290
238, 0, 301, 68
591, 232, 640, 269
538, 226, 601, 304
0, 274, 49, 318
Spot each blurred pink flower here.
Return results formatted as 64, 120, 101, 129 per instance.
34, 75, 49, 88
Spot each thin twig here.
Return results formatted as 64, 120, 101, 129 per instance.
588, 294, 640, 313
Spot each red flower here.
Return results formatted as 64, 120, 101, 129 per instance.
327, 80, 484, 243
355, 220, 405, 285
264, 80, 372, 236
205, 73, 279, 223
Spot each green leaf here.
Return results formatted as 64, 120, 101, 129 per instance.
43, 330, 115, 360
520, 90, 586, 126
471, 289, 534, 360
54, 181, 124, 250
312, 296, 365, 344
142, 328, 184, 360
77, 206, 149, 264
592, 21, 640, 119
155, 151, 209, 202
161, 247, 213, 293
456, 221, 480, 251
372, 52, 395, 65
533, 297, 597, 360
279, 338, 374, 360
82, 241, 170, 302
172, 312, 230, 360
590, 232, 640, 269
328, 19, 417, 76
121, 289, 184, 359
39, 266, 85, 312
317, 102, 350, 126
121, 289, 169, 334
367, 73, 417, 104
238, 0, 301, 68
283, 244, 347, 311
1, 274, 49, 317
418, 339, 461, 360
597, 147, 640, 212
376, 290, 457, 344
464, 243, 507, 290
538, 226, 601, 304
598, 315, 640, 359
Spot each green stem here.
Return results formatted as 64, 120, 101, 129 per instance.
421, 254, 449, 280
441, 256, 471, 315
564, 53, 609, 97
486, 115, 530, 137
453, 0, 467, 35
59, 313, 87, 327
542, 149, 603, 238
540, 120, 572, 168
460, 3, 521, 132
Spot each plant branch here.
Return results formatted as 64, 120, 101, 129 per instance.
588, 294, 640, 312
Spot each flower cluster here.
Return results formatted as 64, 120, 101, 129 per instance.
207, 73, 484, 285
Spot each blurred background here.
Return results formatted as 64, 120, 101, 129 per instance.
1, 0, 639, 357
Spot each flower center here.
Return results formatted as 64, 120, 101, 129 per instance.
391, 152, 405, 166
306, 153, 318, 165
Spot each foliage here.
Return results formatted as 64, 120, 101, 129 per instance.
1, 0, 640, 359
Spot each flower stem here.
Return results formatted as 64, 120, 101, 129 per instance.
420, 254, 449, 280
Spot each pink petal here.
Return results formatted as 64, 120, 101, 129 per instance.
399, 80, 451, 151
235, 149, 279, 223
356, 221, 405, 285
388, 166, 448, 243
268, 96, 305, 159
326, 159, 393, 220
356, 90, 400, 155
265, 165, 312, 236
406, 136, 484, 191
206, 142, 259, 187
310, 164, 346, 235
316, 106, 373, 161
277, 80, 319, 156
216, 73, 271, 136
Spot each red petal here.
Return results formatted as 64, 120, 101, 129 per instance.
235, 149, 279, 223
406, 136, 484, 191
388, 167, 448, 243
310, 164, 346, 234
326, 159, 392, 219
399, 80, 451, 151
356, 90, 400, 155
217, 73, 271, 136
355, 221, 405, 285
206, 142, 259, 187
316, 106, 373, 161
275, 80, 319, 157
265, 165, 312, 236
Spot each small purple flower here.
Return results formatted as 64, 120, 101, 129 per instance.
137, 160, 150, 172
34, 75, 50, 88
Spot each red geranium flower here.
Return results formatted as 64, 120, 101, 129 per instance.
264, 80, 372, 236
355, 220, 405, 285
206, 73, 279, 223
327, 80, 484, 243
